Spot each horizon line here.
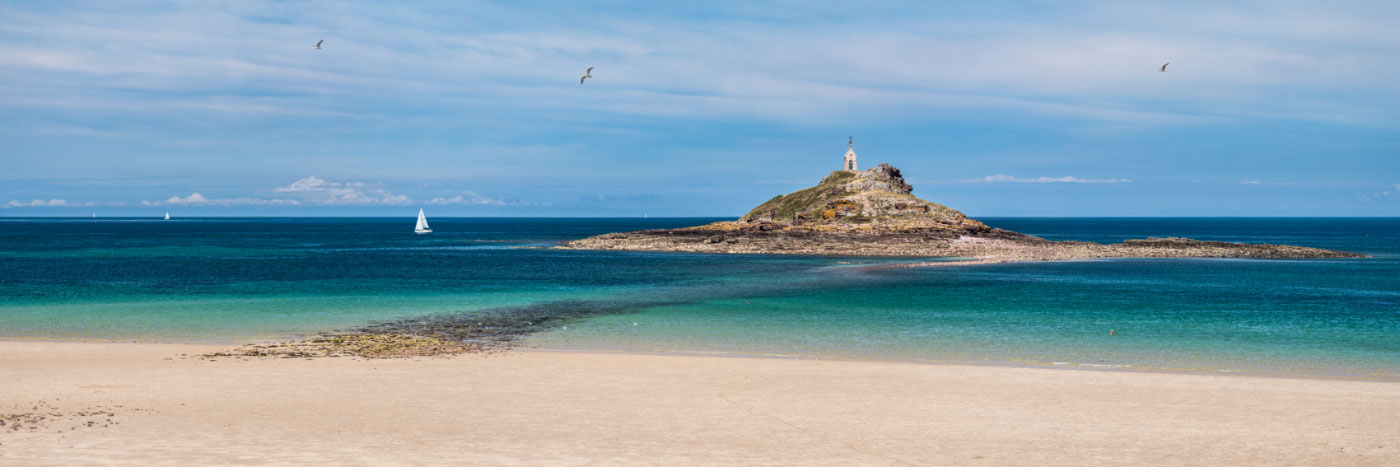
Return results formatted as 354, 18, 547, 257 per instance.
3, 215, 1398, 220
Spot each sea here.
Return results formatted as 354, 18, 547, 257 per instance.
1, 217, 1397, 380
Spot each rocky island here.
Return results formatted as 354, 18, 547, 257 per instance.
559, 161, 1361, 265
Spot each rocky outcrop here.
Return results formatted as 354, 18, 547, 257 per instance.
558, 164, 1363, 263
735, 164, 986, 234
839, 163, 913, 195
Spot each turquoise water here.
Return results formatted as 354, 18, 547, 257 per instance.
1, 217, 1397, 379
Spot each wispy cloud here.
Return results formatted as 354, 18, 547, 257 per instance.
135, 176, 526, 208
1227, 180, 1367, 188
3, 198, 94, 208
141, 193, 294, 207
1, 1, 1396, 128
153, 193, 209, 205
426, 191, 505, 206
142, 176, 411, 207
273, 176, 411, 205
1358, 189, 1394, 203
966, 174, 1133, 184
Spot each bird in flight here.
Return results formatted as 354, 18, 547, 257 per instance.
314, 39, 323, 50
580, 66, 593, 85
1158, 62, 1169, 72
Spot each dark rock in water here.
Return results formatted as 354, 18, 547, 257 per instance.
209, 299, 697, 359
558, 164, 1363, 262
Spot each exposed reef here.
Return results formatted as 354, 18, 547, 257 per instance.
205, 300, 652, 360
558, 164, 1362, 263
205, 333, 481, 360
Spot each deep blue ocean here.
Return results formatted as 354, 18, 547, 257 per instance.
1, 217, 1397, 379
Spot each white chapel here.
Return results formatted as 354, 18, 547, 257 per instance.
843, 137, 858, 172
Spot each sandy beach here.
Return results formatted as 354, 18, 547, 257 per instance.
2, 341, 1396, 466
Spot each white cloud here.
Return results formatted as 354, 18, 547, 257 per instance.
162, 193, 206, 204
276, 176, 327, 192
427, 191, 506, 206
1241, 180, 1263, 185
141, 192, 296, 207
967, 174, 1133, 184
3, 198, 88, 208
274, 176, 412, 206
141, 176, 418, 207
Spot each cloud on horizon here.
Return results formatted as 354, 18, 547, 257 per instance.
426, 191, 507, 206
141, 192, 297, 207
4, 198, 92, 208
966, 174, 1133, 184
137, 176, 516, 208
272, 176, 410, 206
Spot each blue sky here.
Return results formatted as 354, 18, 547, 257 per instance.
2, 1, 1397, 217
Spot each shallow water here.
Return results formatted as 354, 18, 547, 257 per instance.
1, 217, 1397, 379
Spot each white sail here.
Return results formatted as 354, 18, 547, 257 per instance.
164, 212, 170, 220
414, 208, 432, 234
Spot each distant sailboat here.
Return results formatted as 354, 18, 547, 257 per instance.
414, 208, 432, 234
164, 212, 171, 220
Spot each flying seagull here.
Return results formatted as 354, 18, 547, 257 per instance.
314, 39, 323, 50
580, 66, 593, 85
1158, 62, 1169, 72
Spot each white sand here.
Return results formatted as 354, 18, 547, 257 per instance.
2, 340, 1397, 466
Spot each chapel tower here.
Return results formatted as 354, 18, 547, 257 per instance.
843, 137, 858, 172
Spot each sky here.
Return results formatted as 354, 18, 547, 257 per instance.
1, 1, 1398, 217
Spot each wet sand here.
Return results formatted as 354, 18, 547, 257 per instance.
2, 340, 1396, 465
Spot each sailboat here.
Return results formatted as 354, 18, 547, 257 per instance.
164, 212, 170, 220
414, 208, 432, 234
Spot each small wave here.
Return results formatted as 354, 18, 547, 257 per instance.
755, 353, 806, 359
1042, 361, 1128, 369
675, 350, 734, 356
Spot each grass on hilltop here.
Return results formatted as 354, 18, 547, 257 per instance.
743, 171, 855, 222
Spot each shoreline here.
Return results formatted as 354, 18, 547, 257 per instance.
4, 335, 1396, 383
519, 346, 1400, 383
2, 340, 1396, 465
878, 254, 1368, 269
558, 230, 1364, 262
